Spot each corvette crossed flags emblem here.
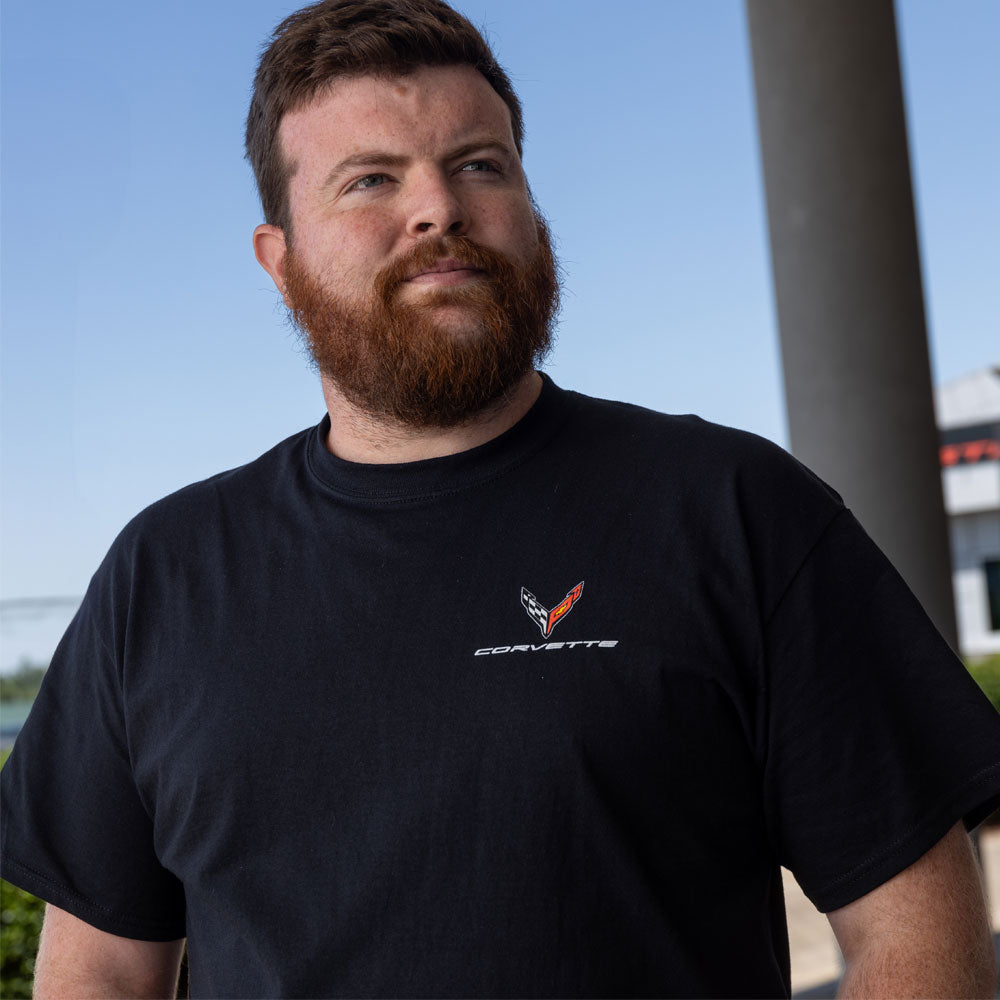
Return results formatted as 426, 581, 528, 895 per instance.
520, 581, 584, 638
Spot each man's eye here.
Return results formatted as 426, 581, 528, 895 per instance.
460, 161, 498, 174
350, 174, 387, 191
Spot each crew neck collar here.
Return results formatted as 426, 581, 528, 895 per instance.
305, 372, 574, 504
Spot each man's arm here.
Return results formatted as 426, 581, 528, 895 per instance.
827, 821, 995, 998
33, 904, 185, 1000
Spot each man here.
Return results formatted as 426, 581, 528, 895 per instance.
2, 1, 999, 996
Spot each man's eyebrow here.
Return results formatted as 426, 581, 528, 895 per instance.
321, 139, 515, 191
444, 139, 515, 163
322, 152, 410, 190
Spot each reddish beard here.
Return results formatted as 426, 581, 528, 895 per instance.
283, 214, 559, 428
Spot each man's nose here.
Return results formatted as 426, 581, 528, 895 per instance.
404, 170, 467, 238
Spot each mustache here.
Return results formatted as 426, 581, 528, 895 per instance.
281, 211, 559, 428
374, 235, 514, 303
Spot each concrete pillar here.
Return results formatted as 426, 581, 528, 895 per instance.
745, 0, 957, 649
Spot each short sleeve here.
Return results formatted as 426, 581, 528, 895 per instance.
762, 508, 1000, 913
0, 566, 186, 940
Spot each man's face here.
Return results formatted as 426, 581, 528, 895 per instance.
268, 64, 558, 427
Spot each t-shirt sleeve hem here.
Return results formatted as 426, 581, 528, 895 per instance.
805, 761, 1000, 914
0, 855, 186, 942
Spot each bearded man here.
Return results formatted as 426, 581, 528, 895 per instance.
3, 2, 999, 998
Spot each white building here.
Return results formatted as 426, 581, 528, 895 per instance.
937, 366, 1000, 658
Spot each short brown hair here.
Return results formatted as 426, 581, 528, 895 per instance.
245, 0, 524, 237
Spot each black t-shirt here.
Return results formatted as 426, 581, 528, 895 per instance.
4, 375, 1000, 998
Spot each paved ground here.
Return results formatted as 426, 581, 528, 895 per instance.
785, 824, 1000, 996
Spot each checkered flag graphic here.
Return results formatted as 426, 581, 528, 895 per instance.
520, 588, 551, 637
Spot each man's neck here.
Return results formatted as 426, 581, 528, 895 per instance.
320, 371, 543, 464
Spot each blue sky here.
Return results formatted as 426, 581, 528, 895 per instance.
1, 1, 998, 661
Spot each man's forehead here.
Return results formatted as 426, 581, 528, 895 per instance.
278, 65, 514, 167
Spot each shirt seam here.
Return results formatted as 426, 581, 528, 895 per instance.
86, 602, 158, 823
304, 389, 578, 505
309, 445, 558, 506
761, 506, 850, 631
814, 759, 1000, 896
3, 854, 182, 934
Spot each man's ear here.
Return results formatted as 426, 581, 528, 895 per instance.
253, 224, 290, 305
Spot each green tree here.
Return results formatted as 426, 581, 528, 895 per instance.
0, 749, 44, 999
0, 879, 44, 999
967, 653, 1000, 714
0, 662, 47, 703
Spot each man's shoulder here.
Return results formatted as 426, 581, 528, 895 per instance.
566, 385, 823, 485
565, 383, 763, 445
558, 386, 846, 565
113, 422, 317, 554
